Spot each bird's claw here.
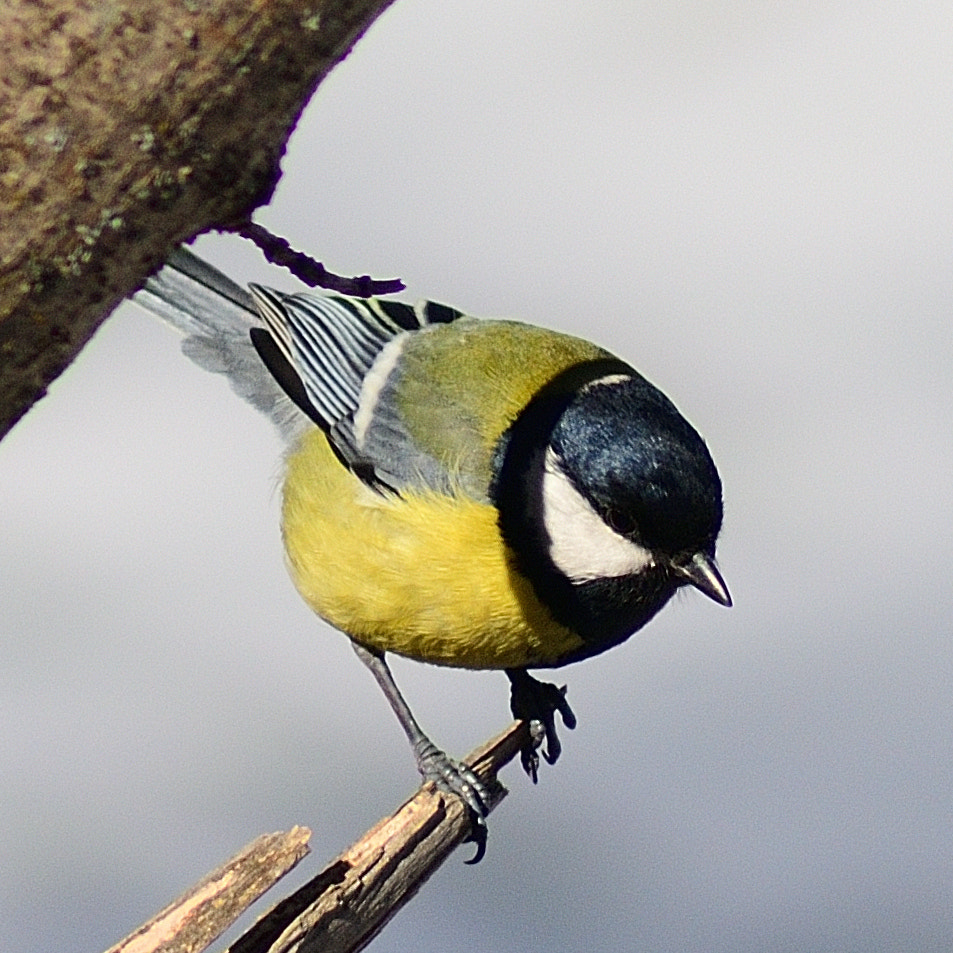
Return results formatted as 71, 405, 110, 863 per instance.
461, 813, 488, 865
413, 738, 492, 863
507, 670, 577, 783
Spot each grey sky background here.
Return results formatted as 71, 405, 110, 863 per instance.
3, 1, 953, 951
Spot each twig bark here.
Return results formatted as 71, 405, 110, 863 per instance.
0, 0, 396, 438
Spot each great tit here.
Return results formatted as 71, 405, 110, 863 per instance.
137, 248, 730, 852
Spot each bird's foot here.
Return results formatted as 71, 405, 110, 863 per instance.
507, 669, 577, 783
413, 737, 492, 864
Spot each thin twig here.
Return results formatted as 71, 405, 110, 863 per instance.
237, 223, 405, 296
105, 827, 312, 953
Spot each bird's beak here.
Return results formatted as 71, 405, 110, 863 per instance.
676, 552, 732, 607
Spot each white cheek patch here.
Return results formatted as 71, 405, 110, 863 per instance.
541, 447, 654, 583
353, 333, 408, 448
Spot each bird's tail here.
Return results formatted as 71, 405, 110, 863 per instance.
135, 247, 306, 441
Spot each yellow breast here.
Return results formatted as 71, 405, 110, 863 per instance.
281, 428, 584, 669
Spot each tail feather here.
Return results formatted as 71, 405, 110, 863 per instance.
135, 248, 307, 442
139, 247, 256, 339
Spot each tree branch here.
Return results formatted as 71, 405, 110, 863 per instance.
105, 722, 532, 953
0, 0, 396, 438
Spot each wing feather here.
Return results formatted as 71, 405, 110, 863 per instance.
247, 285, 466, 489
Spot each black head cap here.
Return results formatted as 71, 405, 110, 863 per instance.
550, 374, 723, 560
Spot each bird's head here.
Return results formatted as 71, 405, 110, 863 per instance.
495, 367, 730, 658
548, 373, 729, 604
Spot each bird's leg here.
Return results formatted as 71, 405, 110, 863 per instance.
351, 641, 491, 862
506, 668, 577, 783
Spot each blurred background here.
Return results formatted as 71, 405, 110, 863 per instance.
3, 1, 953, 951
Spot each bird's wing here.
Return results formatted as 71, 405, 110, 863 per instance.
251, 285, 618, 500
248, 285, 467, 493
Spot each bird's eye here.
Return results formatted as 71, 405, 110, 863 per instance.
605, 509, 636, 538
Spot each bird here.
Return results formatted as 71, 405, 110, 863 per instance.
136, 246, 730, 859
